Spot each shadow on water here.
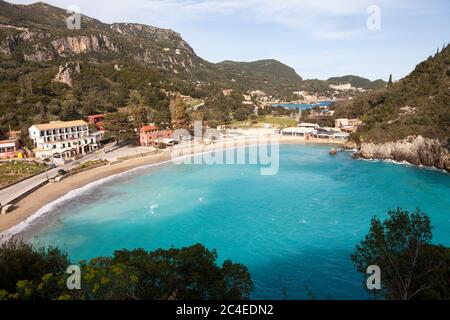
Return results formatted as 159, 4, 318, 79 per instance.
248, 247, 373, 300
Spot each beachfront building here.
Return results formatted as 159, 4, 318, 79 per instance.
0, 138, 19, 159
282, 126, 349, 142
298, 122, 319, 129
28, 120, 99, 162
333, 132, 350, 140
335, 118, 362, 133
281, 127, 315, 137
140, 125, 173, 147
311, 127, 335, 140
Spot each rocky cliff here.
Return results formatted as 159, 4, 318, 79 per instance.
336, 44, 450, 172
53, 62, 81, 87
354, 136, 450, 172
51, 34, 118, 56
0, 27, 36, 54
0, 0, 306, 93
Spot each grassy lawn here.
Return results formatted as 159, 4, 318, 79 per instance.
78, 159, 109, 169
70, 159, 109, 175
0, 161, 48, 189
231, 116, 297, 128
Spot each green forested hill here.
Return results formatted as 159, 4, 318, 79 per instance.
333, 45, 450, 143
217, 59, 302, 81
327, 75, 386, 90
0, 0, 307, 138
212, 59, 305, 99
215, 59, 303, 91
0, 0, 203, 138
2, 0, 444, 144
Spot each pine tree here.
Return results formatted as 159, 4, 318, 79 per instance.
103, 112, 135, 143
170, 94, 189, 130
131, 104, 148, 129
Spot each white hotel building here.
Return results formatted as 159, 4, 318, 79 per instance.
28, 120, 99, 161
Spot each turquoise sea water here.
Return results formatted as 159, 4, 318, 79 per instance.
272, 101, 334, 110
27, 145, 450, 299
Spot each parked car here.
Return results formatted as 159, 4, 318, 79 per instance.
48, 163, 57, 169
58, 169, 67, 176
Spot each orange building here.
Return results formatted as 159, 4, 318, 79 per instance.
140, 125, 173, 147
88, 114, 105, 131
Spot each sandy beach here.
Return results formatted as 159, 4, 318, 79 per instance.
0, 137, 343, 237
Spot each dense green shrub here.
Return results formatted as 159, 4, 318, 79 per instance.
0, 242, 253, 300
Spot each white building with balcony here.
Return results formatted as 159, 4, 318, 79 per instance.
29, 120, 99, 162
298, 122, 319, 129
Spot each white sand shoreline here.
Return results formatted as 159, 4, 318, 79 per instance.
0, 138, 343, 241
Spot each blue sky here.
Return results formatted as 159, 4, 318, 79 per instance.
8, 0, 450, 80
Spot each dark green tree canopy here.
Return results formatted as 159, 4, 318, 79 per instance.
103, 112, 136, 143
0, 241, 253, 300
170, 94, 190, 130
352, 208, 450, 300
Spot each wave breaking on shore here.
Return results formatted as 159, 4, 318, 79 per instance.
355, 157, 449, 174
0, 141, 270, 242
0, 158, 176, 243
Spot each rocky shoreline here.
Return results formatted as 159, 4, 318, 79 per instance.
346, 135, 450, 172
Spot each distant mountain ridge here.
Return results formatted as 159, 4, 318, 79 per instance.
0, 0, 303, 91
0, 0, 385, 95
0, 0, 307, 137
0, 0, 210, 75
0, 0, 395, 139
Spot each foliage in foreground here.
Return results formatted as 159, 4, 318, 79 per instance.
0, 242, 253, 300
352, 208, 450, 300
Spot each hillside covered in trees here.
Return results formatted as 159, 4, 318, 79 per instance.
0, 0, 393, 141
0, 0, 306, 139
334, 44, 450, 144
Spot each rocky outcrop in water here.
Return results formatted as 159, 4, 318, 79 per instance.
355, 135, 450, 171
344, 140, 358, 150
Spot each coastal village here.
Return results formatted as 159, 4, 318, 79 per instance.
0, 58, 369, 167
0, 84, 364, 161
0, 88, 362, 216
0, 111, 361, 162
0, 90, 360, 162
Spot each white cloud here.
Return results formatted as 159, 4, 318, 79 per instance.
128, 0, 420, 40
7, 0, 428, 40
139, 0, 373, 39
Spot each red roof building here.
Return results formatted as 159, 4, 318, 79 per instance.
140, 125, 173, 147
88, 114, 105, 131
